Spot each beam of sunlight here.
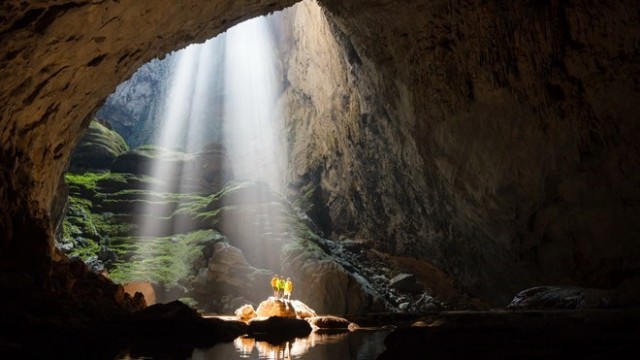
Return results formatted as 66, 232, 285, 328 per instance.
133, 15, 287, 284
223, 16, 283, 191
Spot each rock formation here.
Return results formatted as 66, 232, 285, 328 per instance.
255, 298, 298, 318
68, 119, 129, 172
0, 0, 638, 315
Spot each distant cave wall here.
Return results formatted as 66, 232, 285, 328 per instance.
275, 2, 437, 260
308, 0, 640, 303
0, 0, 298, 277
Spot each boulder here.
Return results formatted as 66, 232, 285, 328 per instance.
68, 119, 129, 172
291, 300, 317, 318
389, 273, 423, 294
235, 304, 257, 321
307, 315, 356, 329
281, 248, 376, 314
255, 298, 297, 318
123, 281, 157, 306
191, 242, 272, 305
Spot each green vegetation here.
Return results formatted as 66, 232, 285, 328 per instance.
108, 230, 224, 285
61, 160, 327, 302
68, 119, 129, 172
62, 167, 227, 290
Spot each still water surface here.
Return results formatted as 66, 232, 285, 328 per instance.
192, 329, 391, 360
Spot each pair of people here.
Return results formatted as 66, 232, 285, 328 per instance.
271, 275, 293, 301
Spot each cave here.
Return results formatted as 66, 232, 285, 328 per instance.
1, 0, 639, 358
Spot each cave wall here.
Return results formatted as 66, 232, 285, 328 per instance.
1, 0, 639, 304
311, 0, 640, 303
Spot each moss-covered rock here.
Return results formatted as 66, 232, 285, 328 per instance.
62, 164, 462, 314
110, 145, 233, 194
69, 119, 129, 172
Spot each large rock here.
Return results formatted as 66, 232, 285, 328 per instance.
192, 242, 272, 306
235, 304, 257, 321
307, 315, 355, 329
281, 238, 384, 314
68, 119, 129, 172
255, 298, 297, 318
291, 300, 317, 318
123, 281, 157, 306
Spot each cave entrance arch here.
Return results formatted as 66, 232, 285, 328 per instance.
58, 0, 361, 311
1, 0, 307, 276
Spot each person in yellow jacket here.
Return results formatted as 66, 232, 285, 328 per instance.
278, 276, 286, 299
271, 274, 279, 298
284, 277, 293, 301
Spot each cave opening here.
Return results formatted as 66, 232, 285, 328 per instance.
62, 6, 299, 308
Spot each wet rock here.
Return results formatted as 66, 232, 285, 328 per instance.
307, 315, 355, 329
389, 273, 423, 294
255, 298, 297, 318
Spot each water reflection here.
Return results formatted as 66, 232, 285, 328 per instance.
192, 330, 391, 360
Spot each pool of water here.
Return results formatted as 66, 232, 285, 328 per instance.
192, 329, 391, 360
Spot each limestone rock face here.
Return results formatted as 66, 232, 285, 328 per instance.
282, 0, 640, 304
96, 59, 170, 148
255, 298, 297, 318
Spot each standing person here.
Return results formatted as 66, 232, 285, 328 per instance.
278, 276, 286, 299
284, 277, 293, 301
271, 274, 279, 298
